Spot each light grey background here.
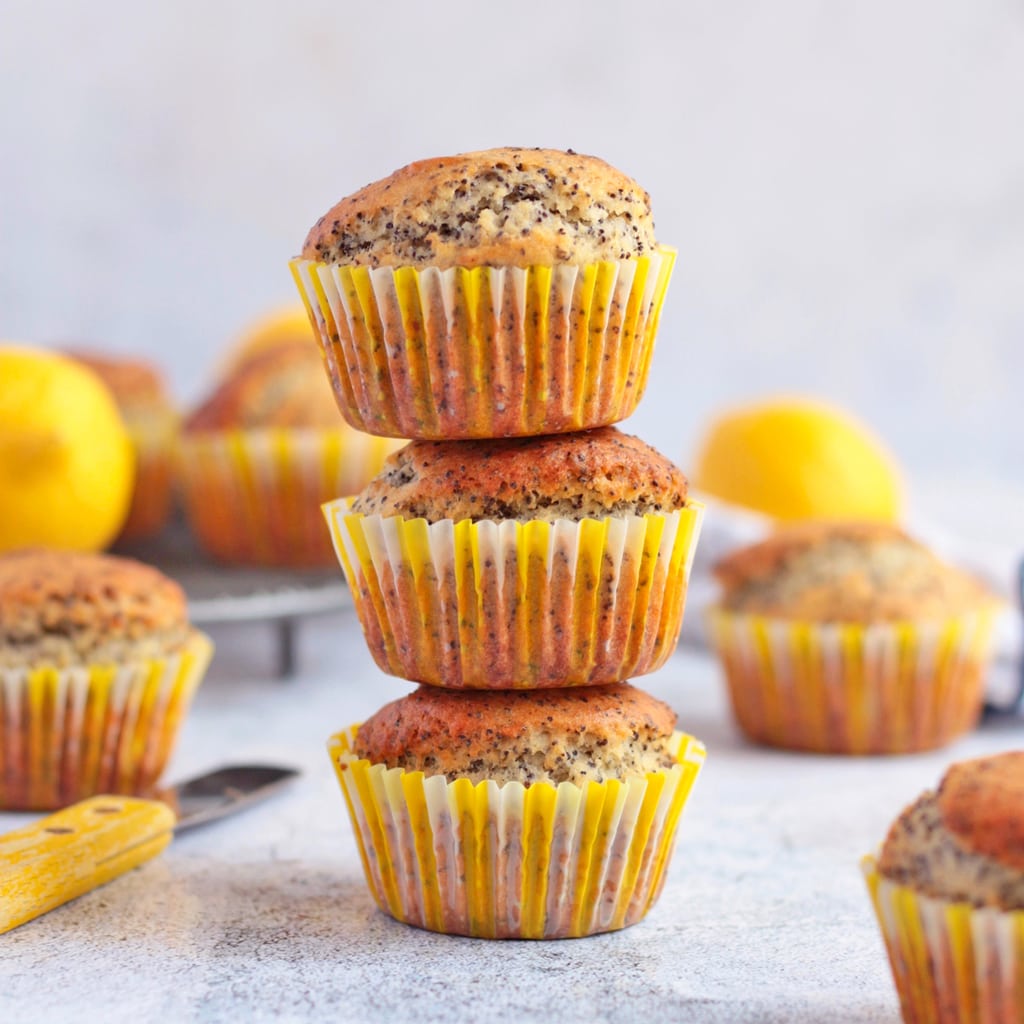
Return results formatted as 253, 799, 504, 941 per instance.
2, 0, 1023, 486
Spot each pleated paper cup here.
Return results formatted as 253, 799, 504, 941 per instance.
708, 608, 999, 754
0, 631, 213, 811
863, 856, 1024, 1023
325, 501, 703, 689
329, 725, 705, 939
118, 417, 179, 542
178, 428, 402, 568
290, 247, 676, 439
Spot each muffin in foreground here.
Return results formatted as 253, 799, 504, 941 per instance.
291, 146, 676, 439
326, 427, 703, 689
0, 549, 212, 810
179, 334, 401, 568
708, 522, 1001, 754
330, 683, 706, 939
65, 350, 178, 542
864, 753, 1024, 1023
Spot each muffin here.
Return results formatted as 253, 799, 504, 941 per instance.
290, 147, 676, 440
708, 522, 1001, 754
0, 549, 213, 810
325, 427, 704, 689
330, 682, 706, 939
864, 753, 1024, 1022
178, 335, 402, 568
65, 350, 178, 542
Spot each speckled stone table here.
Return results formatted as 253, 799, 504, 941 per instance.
2, 611, 1021, 1024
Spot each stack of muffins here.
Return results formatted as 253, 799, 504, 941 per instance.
291, 148, 707, 939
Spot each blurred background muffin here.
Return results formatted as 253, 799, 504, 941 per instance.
708, 521, 1002, 754
292, 147, 676, 439
65, 349, 178, 542
178, 310, 402, 568
331, 682, 705, 938
864, 752, 1024, 1021
0, 548, 212, 809
329, 426, 703, 688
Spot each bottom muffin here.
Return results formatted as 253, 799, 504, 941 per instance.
328, 683, 706, 939
864, 753, 1024, 1023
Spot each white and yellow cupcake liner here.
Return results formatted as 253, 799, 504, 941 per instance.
118, 417, 179, 542
863, 856, 1024, 1023
178, 429, 402, 569
290, 247, 676, 439
0, 631, 213, 811
329, 725, 705, 939
324, 500, 703, 689
708, 609, 999, 754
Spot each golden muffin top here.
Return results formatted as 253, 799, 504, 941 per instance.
185, 341, 341, 431
878, 753, 1024, 910
302, 147, 657, 269
0, 549, 191, 668
353, 682, 678, 786
350, 427, 689, 523
714, 521, 995, 622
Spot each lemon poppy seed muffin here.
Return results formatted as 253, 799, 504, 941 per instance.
0, 549, 192, 669
0, 549, 212, 810
878, 753, 1024, 909
178, 337, 401, 568
353, 682, 678, 786
350, 426, 689, 523
714, 521, 995, 622
865, 753, 1024, 1021
708, 522, 1001, 754
292, 148, 675, 439
302, 147, 656, 269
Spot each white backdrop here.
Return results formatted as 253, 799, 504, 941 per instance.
2, 0, 1023, 488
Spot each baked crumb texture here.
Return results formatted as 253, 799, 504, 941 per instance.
302, 148, 656, 269
0, 550, 189, 669
714, 521, 996, 623
351, 427, 688, 523
353, 683, 678, 786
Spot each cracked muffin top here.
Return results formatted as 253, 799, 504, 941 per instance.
349, 427, 689, 523
0, 549, 191, 668
714, 521, 995, 622
352, 682, 679, 786
185, 340, 340, 431
302, 147, 657, 269
64, 350, 174, 421
878, 752, 1024, 909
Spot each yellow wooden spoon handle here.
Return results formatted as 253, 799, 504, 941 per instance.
0, 795, 175, 934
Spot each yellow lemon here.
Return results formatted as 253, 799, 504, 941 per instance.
0, 345, 134, 552
693, 397, 903, 522
216, 306, 315, 378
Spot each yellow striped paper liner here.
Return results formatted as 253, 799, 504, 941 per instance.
708, 608, 999, 754
118, 412, 180, 542
290, 247, 676, 440
329, 726, 705, 939
863, 856, 1024, 1022
177, 428, 402, 568
324, 500, 704, 689
0, 631, 213, 811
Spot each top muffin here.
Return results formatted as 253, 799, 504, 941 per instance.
302, 147, 656, 269
878, 752, 1024, 909
350, 427, 688, 523
714, 522, 995, 622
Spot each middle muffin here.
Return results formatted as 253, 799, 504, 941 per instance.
325, 426, 703, 689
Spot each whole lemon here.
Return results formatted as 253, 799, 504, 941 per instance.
216, 306, 315, 378
693, 397, 903, 522
0, 345, 135, 552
